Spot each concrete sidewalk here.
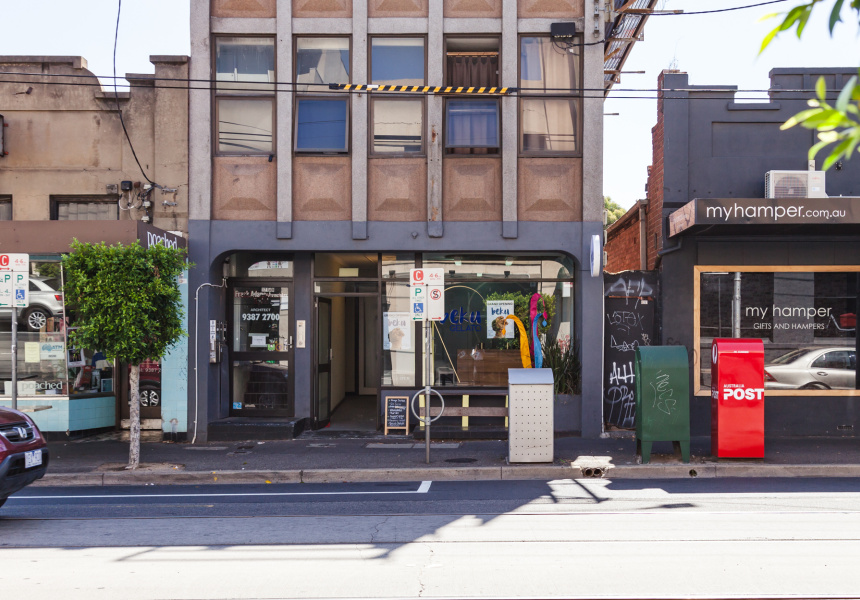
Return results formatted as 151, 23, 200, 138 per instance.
32, 431, 860, 486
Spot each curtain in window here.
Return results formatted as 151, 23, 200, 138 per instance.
521, 98, 577, 152
446, 55, 499, 87
519, 38, 577, 93
0, 201, 10, 220
447, 99, 499, 154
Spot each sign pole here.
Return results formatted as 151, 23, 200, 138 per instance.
10, 307, 17, 410
424, 317, 431, 464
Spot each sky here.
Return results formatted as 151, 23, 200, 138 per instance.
0, 0, 857, 211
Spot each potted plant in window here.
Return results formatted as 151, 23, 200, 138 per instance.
542, 335, 582, 435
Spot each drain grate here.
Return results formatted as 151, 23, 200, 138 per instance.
445, 457, 478, 463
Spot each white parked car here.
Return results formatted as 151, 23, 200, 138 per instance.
0, 277, 64, 332
765, 347, 857, 390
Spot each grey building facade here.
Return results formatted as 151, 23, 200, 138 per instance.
188, 0, 631, 442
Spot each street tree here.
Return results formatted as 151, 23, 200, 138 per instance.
62, 240, 187, 469
605, 196, 626, 227
761, 0, 860, 168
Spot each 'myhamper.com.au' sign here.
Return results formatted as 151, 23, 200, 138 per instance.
670, 197, 860, 235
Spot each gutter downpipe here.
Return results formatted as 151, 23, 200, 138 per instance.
192, 280, 225, 445
638, 199, 648, 270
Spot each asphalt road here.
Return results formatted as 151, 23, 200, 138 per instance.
2, 478, 860, 599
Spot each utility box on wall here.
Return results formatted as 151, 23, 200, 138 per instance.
508, 368, 554, 463
711, 339, 765, 458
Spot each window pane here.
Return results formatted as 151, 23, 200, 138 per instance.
296, 38, 350, 91
295, 99, 348, 152
0, 201, 11, 220
382, 282, 415, 386
423, 254, 574, 279
430, 280, 573, 388
224, 253, 294, 278
371, 37, 424, 85
521, 98, 577, 152
519, 36, 579, 93
55, 201, 118, 220
217, 99, 273, 153
215, 37, 275, 93
373, 99, 423, 154
232, 286, 290, 352
698, 271, 857, 391
445, 99, 499, 148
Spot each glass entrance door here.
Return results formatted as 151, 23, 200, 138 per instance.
315, 297, 332, 427
229, 281, 293, 417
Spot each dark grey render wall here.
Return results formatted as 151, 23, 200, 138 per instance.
659, 68, 860, 438
188, 220, 606, 441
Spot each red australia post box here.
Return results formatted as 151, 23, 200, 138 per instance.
711, 339, 765, 458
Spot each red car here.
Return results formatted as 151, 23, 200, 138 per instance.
0, 407, 49, 507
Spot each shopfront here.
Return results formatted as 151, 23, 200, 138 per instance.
202, 249, 584, 439
663, 197, 860, 437
0, 222, 188, 438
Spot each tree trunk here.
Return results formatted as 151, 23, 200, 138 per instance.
128, 364, 141, 470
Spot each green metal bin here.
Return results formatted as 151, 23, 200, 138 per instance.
634, 346, 691, 464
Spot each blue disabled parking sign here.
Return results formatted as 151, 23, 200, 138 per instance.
413, 303, 424, 314
15, 289, 25, 301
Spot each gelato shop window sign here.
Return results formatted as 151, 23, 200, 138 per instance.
694, 266, 858, 396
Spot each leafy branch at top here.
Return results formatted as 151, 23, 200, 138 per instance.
760, 0, 860, 168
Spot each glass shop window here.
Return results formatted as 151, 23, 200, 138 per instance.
698, 270, 857, 393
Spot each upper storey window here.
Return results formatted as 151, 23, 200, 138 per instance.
370, 37, 426, 155
444, 37, 501, 155
214, 37, 275, 155
295, 37, 350, 154
519, 36, 581, 155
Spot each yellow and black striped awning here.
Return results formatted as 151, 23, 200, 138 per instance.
328, 84, 514, 94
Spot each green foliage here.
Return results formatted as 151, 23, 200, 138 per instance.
485, 291, 557, 351
62, 240, 188, 367
604, 197, 626, 227
761, 1, 860, 168
541, 336, 581, 395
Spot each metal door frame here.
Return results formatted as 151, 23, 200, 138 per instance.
227, 278, 294, 418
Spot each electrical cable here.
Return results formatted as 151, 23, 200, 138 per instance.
112, 0, 156, 187
0, 75, 846, 99
632, 0, 791, 16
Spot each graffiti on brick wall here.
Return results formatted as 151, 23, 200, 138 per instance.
603, 271, 659, 429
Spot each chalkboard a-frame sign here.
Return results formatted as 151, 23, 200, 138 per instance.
384, 396, 410, 435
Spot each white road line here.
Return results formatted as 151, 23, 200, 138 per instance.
15, 481, 433, 501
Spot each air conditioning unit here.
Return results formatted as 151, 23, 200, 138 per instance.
765, 170, 827, 199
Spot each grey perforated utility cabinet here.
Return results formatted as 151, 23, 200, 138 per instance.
508, 368, 554, 463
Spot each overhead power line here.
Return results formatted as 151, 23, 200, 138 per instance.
627, 0, 791, 16
0, 76, 836, 101
0, 70, 845, 97
112, 0, 155, 186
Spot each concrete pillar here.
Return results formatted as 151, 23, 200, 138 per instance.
276, 0, 294, 239
189, 0, 211, 221
352, 0, 369, 240
427, 0, 444, 237
581, 0, 603, 224
501, 0, 518, 239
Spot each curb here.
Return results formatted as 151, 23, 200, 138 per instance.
32, 462, 860, 487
